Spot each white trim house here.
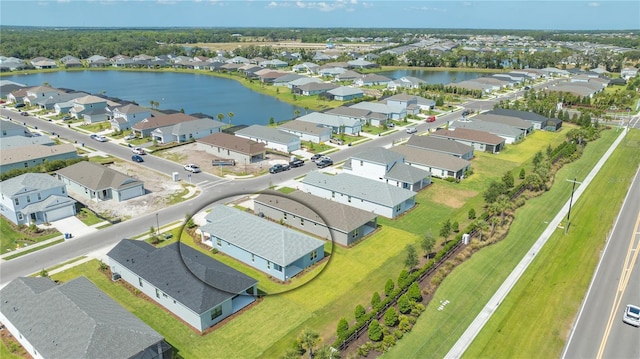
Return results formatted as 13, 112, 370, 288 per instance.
235, 125, 301, 153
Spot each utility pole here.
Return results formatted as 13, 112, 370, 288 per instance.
156, 213, 160, 236
565, 177, 582, 234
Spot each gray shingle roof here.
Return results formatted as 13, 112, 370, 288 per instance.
475, 114, 533, 129
0, 135, 54, 150
385, 162, 431, 183
1, 173, 65, 196
406, 135, 473, 156
170, 117, 225, 136
253, 191, 377, 234
450, 120, 524, 138
200, 205, 325, 266
1, 143, 78, 166
278, 119, 333, 136
56, 161, 142, 191
107, 240, 257, 313
235, 125, 299, 145
0, 276, 165, 359
297, 112, 362, 128
431, 127, 505, 145
302, 171, 416, 207
327, 86, 364, 97
484, 108, 554, 124
350, 147, 404, 166
390, 145, 471, 172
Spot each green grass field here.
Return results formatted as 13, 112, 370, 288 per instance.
384, 129, 632, 358
0, 218, 61, 254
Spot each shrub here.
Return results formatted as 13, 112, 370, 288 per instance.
382, 333, 397, 350
384, 307, 399, 327
371, 291, 381, 309
393, 329, 404, 339
468, 208, 476, 219
398, 294, 411, 314
384, 278, 395, 296
397, 269, 409, 288
407, 282, 422, 302
398, 317, 412, 333
368, 320, 383, 342
336, 317, 349, 341
355, 304, 366, 322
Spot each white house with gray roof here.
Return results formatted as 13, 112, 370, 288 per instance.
301, 171, 416, 219
107, 239, 258, 332
151, 117, 225, 144
475, 113, 534, 136
0, 173, 77, 225
0, 276, 171, 359
343, 147, 431, 192
199, 205, 325, 281
235, 125, 301, 153
56, 161, 145, 202
253, 191, 378, 247
297, 112, 362, 135
449, 119, 525, 144
278, 119, 332, 144
350, 101, 407, 120
109, 103, 152, 131
391, 145, 471, 180
325, 106, 388, 127
1, 143, 79, 175
0, 119, 30, 137
325, 86, 364, 101
407, 135, 475, 160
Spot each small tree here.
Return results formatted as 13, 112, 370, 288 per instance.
355, 304, 366, 322
502, 171, 514, 188
269, 117, 275, 125
217, 113, 225, 123
452, 221, 459, 233
440, 219, 452, 242
397, 269, 409, 288
336, 318, 349, 341
384, 279, 395, 296
371, 291, 381, 309
298, 328, 320, 359
519, 168, 526, 180
384, 307, 399, 327
39, 268, 49, 278
407, 282, 422, 302
404, 244, 418, 269
368, 320, 383, 342
227, 112, 234, 127
468, 208, 476, 220
421, 231, 436, 258
397, 294, 411, 314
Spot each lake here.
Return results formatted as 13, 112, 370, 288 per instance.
3, 69, 488, 125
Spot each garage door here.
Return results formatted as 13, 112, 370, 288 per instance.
46, 205, 76, 222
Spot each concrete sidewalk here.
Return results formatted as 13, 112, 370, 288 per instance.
445, 127, 629, 359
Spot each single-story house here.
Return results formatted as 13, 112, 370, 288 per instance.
324, 86, 364, 101
301, 171, 416, 219
132, 113, 201, 138
151, 117, 225, 144
235, 125, 301, 153
287, 77, 323, 89
621, 67, 638, 80
0, 143, 78, 175
296, 112, 362, 135
56, 161, 145, 202
383, 93, 436, 112
325, 106, 388, 127
390, 145, 472, 180
342, 147, 431, 192
475, 114, 535, 136
107, 239, 258, 332
199, 205, 326, 281
292, 62, 320, 74
109, 104, 152, 131
292, 82, 340, 96
354, 74, 392, 87
483, 108, 563, 131
431, 128, 505, 154
277, 119, 333, 144
449, 120, 525, 144
253, 191, 378, 247
387, 76, 426, 90
0, 173, 77, 225
0, 276, 171, 359
196, 132, 266, 163
0, 135, 54, 150
349, 101, 407, 120
0, 119, 30, 137
406, 135, 475, 160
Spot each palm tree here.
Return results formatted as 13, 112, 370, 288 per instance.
227, 112, 234, 127
298, 328, 320, 359
217, 113, 225, 123
294, 109, 301, 118
494, 195, 512, 226
476, 219, 490, 241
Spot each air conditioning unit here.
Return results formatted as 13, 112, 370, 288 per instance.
111, 272, 121, 281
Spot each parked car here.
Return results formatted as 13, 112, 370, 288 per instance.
329, 138, 344, 145
406, 127, 417, 134
62, 115, 72, 121
269, 163, 290, 174
310, 154, 323, 163
623, 304, 640, 327
20, 112, 28, 116
316, 158, 333, 168
132, 147, 145, 155
462, 109, 471, 117
96, 135, 108, 142
124, 133, 136, 140
289, 158, 305, 168
524, 86, 531, 90
426, 115, 436, 122
183, 164, 201, 173
15, 103, 25, 108
131, 155, 144, 163
387, 122, 395, 128
90, 134, 98, 140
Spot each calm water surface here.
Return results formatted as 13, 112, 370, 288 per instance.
376, 69, 490, 84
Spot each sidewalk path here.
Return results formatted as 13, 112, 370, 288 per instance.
444, 127, 629, 359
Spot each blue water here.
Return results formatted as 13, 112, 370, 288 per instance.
3, 69, 488, 125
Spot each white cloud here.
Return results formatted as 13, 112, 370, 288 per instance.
268, 1, 292, 8
294, 0, 358, 12
587, 2, 600, 7
411, 6, 447, 13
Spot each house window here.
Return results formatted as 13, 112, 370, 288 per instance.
300, 219, 304, 226
348, 196, 351, 203
23, 162, 28, 168
14, 198, 19, 206
251, 254, 255, 262
26, 196, 30, 203
155, 289, 160, 298
360, 160, 363, 166
310, 250, 318, 261
274, 264, 282, 272
18, 213, 23, 220
352, 229, 359, 238
284, 213, 287, 220
217, 238, 222, 246
139, 278, 143, 287
267, 261, 271, 269
331, 191, 335, 198
61, 188, 65, 194
211, 306, 222, 320
37, 193, 41, 200
396, 204, 401, 213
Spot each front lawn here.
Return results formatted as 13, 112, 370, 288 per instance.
0, 218, 61, 255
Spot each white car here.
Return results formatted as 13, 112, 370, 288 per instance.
184, 164, 201, 173
124, 133, 136, 140
95, 135, 108, 142
406, 127, 417, 134
132, 147, 145, 155
623, 304, 640, 327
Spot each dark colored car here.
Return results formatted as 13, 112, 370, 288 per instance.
15, 103, 25, 108
289, 158, 305, 168
131, 155, 144, 162
20, 112, 28, 116
269, 163, 290, 174
310, 154, 323, 163
462, 109, 470, 117
316, 158, 333, 168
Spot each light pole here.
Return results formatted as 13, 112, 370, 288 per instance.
156, 213, 159, 236
565, 177, 582, 234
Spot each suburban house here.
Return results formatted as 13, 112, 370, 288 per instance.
391, 145, 472, 180
132, 113, 201, 138
301, 171, 417, 219
324, 86, 364, 101
449, 120, 525, 144
292, 82, 339, 96
349, 101, 407, 120
325, 106, 388, 127
383, 93, 436, 112
1, 143, 78, 174
0, 135, 54, 150
151, 117, 225, 144
621, 67, 638, 80
107, 239, 258, 332
235, 125, 301, 153
407, 135, 475, 160
196, 132, 266, 164
431, 128, 506, 154
296, 112, 362, 135
343, 147, 431, 192
292, 62, 320, 74
483, 108, 563, 131
354, 74, 392, 87
108, 104, 152, 131
287, 77, 323, 89
56, 161, 145, 202
21, 86, 65, 106
68, 95, 113, 123
33, 91, 88, 110
253, 191, 378, 247
387, 76, 426, 91
7, 87, 30, 104
0, 277, 171, 359
277, 119, 333, 144
0, 173, 77, 225
199, 205, 326, 281
0, 119, 30, 137
474, 113, 535, 136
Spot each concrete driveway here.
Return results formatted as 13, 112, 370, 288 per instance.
48, 216, 97, 239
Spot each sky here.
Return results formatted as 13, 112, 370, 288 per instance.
0, 0, 638, 30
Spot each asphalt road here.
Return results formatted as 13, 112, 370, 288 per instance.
562, 166, 640, 359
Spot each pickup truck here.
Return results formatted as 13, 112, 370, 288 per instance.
289, 158, 305, 168
269, 163, 290, 174
316, 158, 333, 168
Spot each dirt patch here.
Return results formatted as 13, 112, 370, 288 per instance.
429, 185, 478, 209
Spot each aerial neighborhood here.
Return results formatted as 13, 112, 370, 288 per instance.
0, 25, 638, 359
